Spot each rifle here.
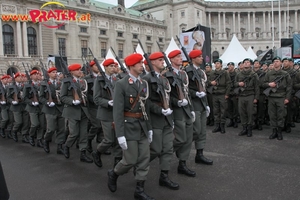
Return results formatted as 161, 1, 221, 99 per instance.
88, 48, 114, 100
110, 47, 127, 75
0, 78, 6, 103
234, 73, 255, 95
23, 63, 38, 103
39, 59, 54, 104
139, 39, 169, 109
59, 52, 80, 102
207, 70, 226, 94
9, 68, 19, 102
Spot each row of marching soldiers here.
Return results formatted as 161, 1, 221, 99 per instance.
204, 56, 299, 140
0, 49, 212, 200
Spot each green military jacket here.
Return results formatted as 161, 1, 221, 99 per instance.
228, 70, 237, 95
256, 70, 267, 94
283, 67, 299, 94
0, 84, 10, 110
85, 74, 98, 109
23, 82, 42, 113
7, 83, 26, 112
234, 70, 259, 99
207, 69, 231, 95
113, 74, 151, 141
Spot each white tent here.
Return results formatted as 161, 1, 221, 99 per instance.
220, 34, 251, 65
247, 46, 258, 60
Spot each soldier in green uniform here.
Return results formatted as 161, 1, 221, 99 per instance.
60, 63, 93, 163
7, 72, 30, 143
262, 57, 292, 140
23, 70, 45, 147
235, 58, 259, 137
208, 59, 230, 133
293, 62, 300, 123
92, 58, 122, 168
205, 63, 214, 126
185, 50, 213, 166
40, 67, 65, 154
226, 62, 238, 128
0, 75, 13, 139
107, 53, 154, 200
143, 52, 179, 190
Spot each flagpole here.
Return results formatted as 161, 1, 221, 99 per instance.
287, 0, 289, 38
271, 0, 275, 48
279, 0, 281, 44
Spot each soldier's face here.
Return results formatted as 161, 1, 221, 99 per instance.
273, 60, 282, 69
170, 54, 182, 67
131, 60, 144, 75
193, 55, 203, 66
71, 69, 82, 78
145, 65, 150, 72
244, 61, 251, 68
48, 70, 57, 79
214, 62, 222, 70
228, 65, 234, 72
105, 64, 115, 76
2, 79, 8, 84
15, 76, 22, 82
205, 66, 211, 72
151, 58, 165, 71
262, 64, 268, 71
283, 60, 289, 68
30, 73, 39, 81
92, 64, 99, 73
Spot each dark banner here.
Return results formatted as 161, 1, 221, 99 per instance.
293, 34, 300, 58
180, 24, 211, 69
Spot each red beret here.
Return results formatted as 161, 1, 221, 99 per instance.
14, 72, 21, 78
149, 52, 164, 60
189, 50, 202, 59
30, 70, 39, 75
47, 67, 57, 73
143, 60, 148, 65
103, 58, 115, 67
168, 50, 181, 58
1, 75, 10, 80
89, 60, 95, 66
68, 63, 81, 71
124, 53, 143, 67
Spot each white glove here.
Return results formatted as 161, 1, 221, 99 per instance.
72, 100, 81, 105
108, 100, 113, 106
0, 101, 6, 105
191, 111, 196, 123
12, 101, 18, 105
147, 130, 153, 143
47, 102, 55, 107
196, 91, 206, 98
206, 106, 210, 118
34, 102, 39, 106
162, 108, 173, 116
118, 136, 128, 150
178, 99, 188, 107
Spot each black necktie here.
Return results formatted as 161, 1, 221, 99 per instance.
136, 80, 139, 88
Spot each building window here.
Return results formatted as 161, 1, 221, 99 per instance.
2, 24, 15, 55
58, 25, 65, 30
118, 43, 123, 59
170, 13, 172, 18
58, 38, 66, 56
81, 40, 88, 56
147, 46, 151, 54
181, 11, 185, 17
80, 27, 87, 33
159, 38, 163, 43
27, 27, 37, 56
146, 36, 151, 41
197, 10, 200, 18
117, 32, 123, 37
133, 34, 138, 39
100, 29, 106, 35
101, 42, 107, 58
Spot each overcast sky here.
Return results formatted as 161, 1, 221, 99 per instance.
95, 0, 272, 8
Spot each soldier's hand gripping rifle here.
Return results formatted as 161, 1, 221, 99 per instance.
110, 47, 128, 78
139, 39, 169, 109
263, 73, 290, 96
207, 70, 226, 94
39, 59, 53, 104
59, 52, 80, 103
234, 74, 254, 95
9, 68, 19, 102
88, 48, 114, 100
0, 71, 6, 102
23, 63, 38, 103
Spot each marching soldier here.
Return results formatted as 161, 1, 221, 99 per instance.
208, 59, 230, 133
23, 70, 45, 147
226, 62, 238, 128
205, 63, 214, 126
0, 75, 13, 139
143, 52, 179, 190
92, 58, 122, 168
40, 67, 65, 154
107, 53, 154, 200
165, 50, 196, 177
7, 72, 30, 143
60, 64, 93, 163
235, 58, 259, 137
262, 57, 292, 140
185, 50, 213, 165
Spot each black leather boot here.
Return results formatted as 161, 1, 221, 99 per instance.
29, 136, 35, 146
220, 123, 226, 134
269, 128, 277, 139
238, 125, 247, 136
91, 151, 102, 167
253, 120, 258, 130
233, 118, 238, 128
22, 135, 29, 143
227, 119, 234, 127
114, 157, 122, 167
212, 123, 221, 133
43, 140, 50, 153
159, 170, 179, 190
177, 160, 196, 177
285, 124, 291, 133
208, 118, 214, 126
6, 130, 12, 139
37, 139, 43, 148
57, 144, 64, 155
257, 121, 263, 130
277, 127, 283, 140
107, 169, 119, 192
64, 146, 70, 158
86, 139, 93, 153
195, 149, 213, 165
0, 128, 6, 138
247, 125, 253, 137
80, 150, 93, 163
134, 181, 155, 200
12, 131, 18, 142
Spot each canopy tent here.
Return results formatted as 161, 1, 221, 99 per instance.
247, 46, 258, 60
219, 34, 251, 66
165, 37, 180, 56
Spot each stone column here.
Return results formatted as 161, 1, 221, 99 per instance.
208, 12, 212, 38
16, 21, 23, 57
253, 12, 256, 38
263, 12, 266, 38
223, 12, 226, 39
218, 12, 221, 39
233, 12, 236, 33
268, 11, 271, 37
295, 10, 298, 34
237, 12, 241, 39
38, 23, 43, 58
0, 20, 3, 56
247, 12, 251, 39
22, 22, 28, 57
284, 11, 287, 37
